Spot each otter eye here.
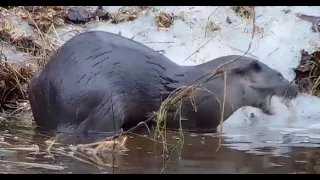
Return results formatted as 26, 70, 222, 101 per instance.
233, 68, 245, 75
249, 61, 262, 72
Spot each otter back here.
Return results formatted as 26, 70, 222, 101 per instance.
28, 31, 179, 135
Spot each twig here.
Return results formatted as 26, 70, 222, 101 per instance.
124, 115, 155, 134
46, 138, 57, 154
26, 11, 47, 47
0, 159, 65, 171
143, 41, 175, 44
183, 34, 218, 63
267, 47, 279, 57
215, 41, 258, 59
204, 6, 220, 38
110, 92, 116, 173
216, 70, 227, 152
57, 150, 108, 170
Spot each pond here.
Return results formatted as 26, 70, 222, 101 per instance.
0, 120, 318, 174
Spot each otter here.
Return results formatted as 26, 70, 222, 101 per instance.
27, 31, 298, 136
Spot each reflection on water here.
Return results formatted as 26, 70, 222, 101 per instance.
0, 121, 319, 174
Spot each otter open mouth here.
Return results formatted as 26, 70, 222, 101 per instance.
261, 91, 298, 116
257, 83, 298, 116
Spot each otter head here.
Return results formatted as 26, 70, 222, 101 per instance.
231, 60, 298, 115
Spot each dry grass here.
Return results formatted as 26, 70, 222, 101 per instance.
295, 50, 320, 96
0, 54, 33, 111
19, 6, 65, 34
307, 51, 320, 96
0, 6, 63, 116
206, 22, 221, 32
109, 7, 139, 24
155, 12, 174, 29
231, 6, 254, 20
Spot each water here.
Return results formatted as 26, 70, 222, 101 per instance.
0, 120, 319, 174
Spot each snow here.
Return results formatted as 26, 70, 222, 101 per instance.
5, 6, 320, 155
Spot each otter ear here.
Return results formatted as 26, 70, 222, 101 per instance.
249, 61, 262, 72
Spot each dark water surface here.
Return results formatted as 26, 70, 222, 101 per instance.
0, 120, 319, 174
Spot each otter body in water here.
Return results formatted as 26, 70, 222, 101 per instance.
28, 31, 298, 136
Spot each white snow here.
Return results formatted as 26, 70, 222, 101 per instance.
5, 6, 320, 155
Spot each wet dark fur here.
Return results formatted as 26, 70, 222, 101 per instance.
28, 31, 298, 136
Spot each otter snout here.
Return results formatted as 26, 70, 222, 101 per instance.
275, 83, 299, 100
